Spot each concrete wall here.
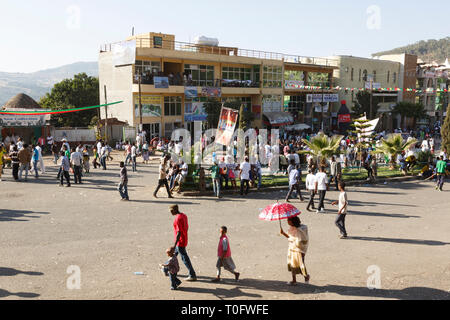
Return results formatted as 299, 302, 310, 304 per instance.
98, 51, 134, 126
328, 56, 401, 111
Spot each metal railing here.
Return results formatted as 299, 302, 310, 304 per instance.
101, 38, 338, 67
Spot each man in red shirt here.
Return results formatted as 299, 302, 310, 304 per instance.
170, 205, 197, 281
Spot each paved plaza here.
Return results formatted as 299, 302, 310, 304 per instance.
0, 153, 449, 300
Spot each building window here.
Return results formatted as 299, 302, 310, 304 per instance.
263, 66, 283, 88
164, 96, 182, 116
351, 68, 354, 81
387, 71, 390, 83
134, 60, 162, 84
362, 70, 368, 82
284, 96, 304, 113
184, 64, 214, 86
164, 122, 182, 139
359, 69, 362, 82
222, 66, 260, 87
373, 71, 377, 82
393, 72, 397, 83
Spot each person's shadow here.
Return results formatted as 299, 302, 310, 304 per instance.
190, 276, 450, 300
0, 267, 44, 277
0, 289, 40, 299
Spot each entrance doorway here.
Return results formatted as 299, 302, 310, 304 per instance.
143, 123, 160, 141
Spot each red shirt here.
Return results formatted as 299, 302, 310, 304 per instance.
173, 213, 189, 247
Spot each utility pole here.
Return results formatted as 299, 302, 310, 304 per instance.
369, 77, 374, 120
138, 74, 143, 132
104, 85, 108, 144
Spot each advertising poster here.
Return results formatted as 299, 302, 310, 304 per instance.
184, 87, 198, 99
215, 107, 239, 146
201, 87, 222, 98
134, 95, 162, 117
154, 77, 169, 89
185, 102, 207, 122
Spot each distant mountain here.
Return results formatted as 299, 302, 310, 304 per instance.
373, 37, 449, 63
0, 62, 98, 106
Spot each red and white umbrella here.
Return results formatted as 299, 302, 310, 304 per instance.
259, 202, 301, 227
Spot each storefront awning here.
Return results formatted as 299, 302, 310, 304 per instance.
263, 112, 294, 126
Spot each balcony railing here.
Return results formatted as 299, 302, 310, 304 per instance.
101, 38, 338, 67
133, 72, 260, 88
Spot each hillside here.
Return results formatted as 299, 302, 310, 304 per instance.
373, 37, 449, 63
0, 62, 98, 106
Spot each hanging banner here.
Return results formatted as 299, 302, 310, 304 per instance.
154, 77, 169, 89
134, 95, 161, 117
185, 102, 207, 122
215, 107, 239, 146
284, 80, 305, 89
323, 93, 339, 103
201, 87, 222, 98
0, 113, 50, 127
184, 87, 198, 99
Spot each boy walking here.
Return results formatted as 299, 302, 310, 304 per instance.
436, 156, 447, 191
332, 181, 348, 239
59, 151, 71, 187
118, 161, 130, 201
285, 163, 304, 202
159, 247, 182, 290
315, 166, 329, 213
118, 161, 129, 201
305, 169, 317, 212
212, 226, 240, 282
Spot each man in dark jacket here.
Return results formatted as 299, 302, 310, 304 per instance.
18, 144, 31, 181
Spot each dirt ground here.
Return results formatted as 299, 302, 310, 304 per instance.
0, 152, 449, 300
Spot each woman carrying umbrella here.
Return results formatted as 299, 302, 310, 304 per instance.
280, 216, 310, 286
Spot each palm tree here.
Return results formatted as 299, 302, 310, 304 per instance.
300, 133, 343, 166
374, 134, 417, 169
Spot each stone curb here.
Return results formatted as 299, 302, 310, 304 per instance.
181, 175, 423, 197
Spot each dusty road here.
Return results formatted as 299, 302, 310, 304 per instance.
0, 153, 449, 300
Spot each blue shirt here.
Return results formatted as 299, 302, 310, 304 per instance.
32, 148, 39, 161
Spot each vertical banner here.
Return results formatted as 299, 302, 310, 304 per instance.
215, 107, 239, 146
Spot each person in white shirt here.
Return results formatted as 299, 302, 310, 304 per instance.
100, 143, 107, 170
305, 169, 317, 212
314, 166, 329, 213
421, 139, 430, 153
35, 144, 45, 174
239, 157, 251, 196
171, 161, 188, 193
285, 163, 303, 202
70, 148, 83, 184
332, 181, 349, 239
131, 143, 137, 172
46, 133, 53, 152
17, 138, 24, 150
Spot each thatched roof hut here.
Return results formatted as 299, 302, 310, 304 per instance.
2, 93, 41, 110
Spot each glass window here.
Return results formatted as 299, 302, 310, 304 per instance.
164, 96, 182, 116
262, 65, 283, 88
185, 64, 214, 86
134, 60, 161, 83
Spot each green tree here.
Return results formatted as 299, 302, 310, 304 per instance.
441, 103, 450, 153
353, 91, 382, 118
300, 133, 343, 164
392, 102, 426, 128
374, 134, 417, 169
39, 73, 99, 127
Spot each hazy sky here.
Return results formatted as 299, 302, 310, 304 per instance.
1, 0, 448, 73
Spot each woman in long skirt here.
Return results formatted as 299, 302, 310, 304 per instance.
280, 216, 310, 286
